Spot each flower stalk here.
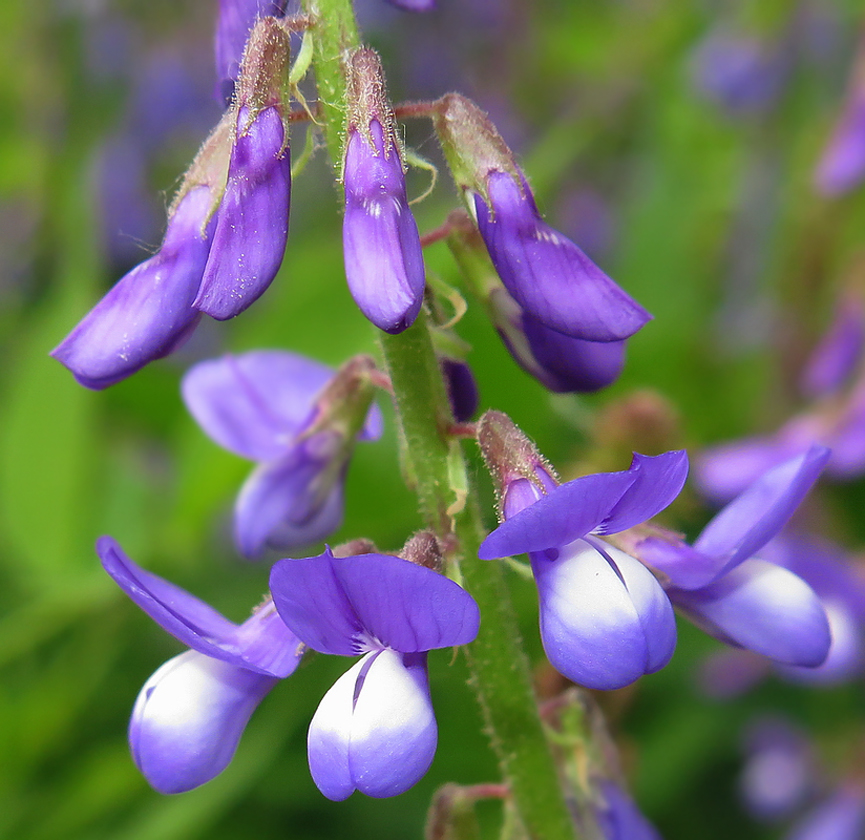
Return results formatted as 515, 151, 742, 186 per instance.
304, 0, 586, 835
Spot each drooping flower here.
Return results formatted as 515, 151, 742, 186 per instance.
182, 350, 383, 559
52, 17, 292, 389
342, 49, 425, 333
636, 447, 833, 668
478, 412, 686, 690
269, 548, 480, 800
97, 536, 303, 794
434, 94, 650, 342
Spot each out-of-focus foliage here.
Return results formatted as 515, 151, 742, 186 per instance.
2, 0, 865, 838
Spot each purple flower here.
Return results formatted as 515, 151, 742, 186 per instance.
479, 449, 688, 690
182, 351, 383, 559
193, 104, 291, 320
785, 787, 865, 840
595, 781, 663, 840
383, 0, 436, 10
815, 88, 865, 197
52, 18, 292, 390
269, 548, 480, 799
441, 358, 479, 422
640, 447, 832, 667
490, 287, 627, 393
473, 170, 650, 342
97, 536, 303, 793
215, 0, 287, 103
51, 186, 214, 389
343, 50, 425, 334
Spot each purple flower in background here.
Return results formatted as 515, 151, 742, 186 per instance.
738, 718, 814, 822
698, 293, 865, 501
51, 186, 214, 389
479, 439, 687, 690
640, 447, 832, 667
97, 536, 303, 793
815, 80, 865, 197
473, 170, 650, 342
182, 351, 383, 559
52, 18, 292, 390
691, 27, 790, 116
215, 0, 288, 103
193, 103, 291, 320
595, 781, 663, 840
785, 786, 865, 840
269, 549, 480, 800
490, 288, 627, 393
383, 0, 436, 10
343, 49, 425, 333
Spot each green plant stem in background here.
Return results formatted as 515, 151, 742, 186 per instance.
304, 1, 586, 837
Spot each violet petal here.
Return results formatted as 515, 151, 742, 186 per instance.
342, 121, 425, 334
233, 435, 347, 559
51, 186, 214, 389
597, 450, 689, 534
596, 781, 663, 840
270, 551, 480, 655
98, 536, 302, 677
195, 106, 290, 320
182, 351, 334, 462
694, 446, 830, 579
474, 171, 650, 342
671, 558, 831, 667
478, 471, 637, 559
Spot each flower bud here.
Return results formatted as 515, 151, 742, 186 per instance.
342, 49, 425, 333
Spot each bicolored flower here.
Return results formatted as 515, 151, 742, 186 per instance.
97, 536, 303, 793
269, 548, 480, 800
52, 18, 291, 390
479, 420, 687, 689
342, 49, 425, 333
182, 350, 383, 559
434, 94, 650, 343
639, 447, 833, 668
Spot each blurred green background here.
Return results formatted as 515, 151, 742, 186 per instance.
2, 0, 865, 837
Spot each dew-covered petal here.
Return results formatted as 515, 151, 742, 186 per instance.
182, 350, 334, 461
531, 539, 676, 690
342, 121, 425, 334
130, 650, 278, 794
98, 535, 302, 677
474, 171, 650, 342
478, 471, 636, 559
233, 435, 347, 559
693, 446, 830, 579
597, 450, 689, 535
270, 551, 480, 655
195, 106, 290, 320
671, 558, 831, 667
51, 186, 214, 389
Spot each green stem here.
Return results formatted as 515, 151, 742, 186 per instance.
304, 3, 582, 837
